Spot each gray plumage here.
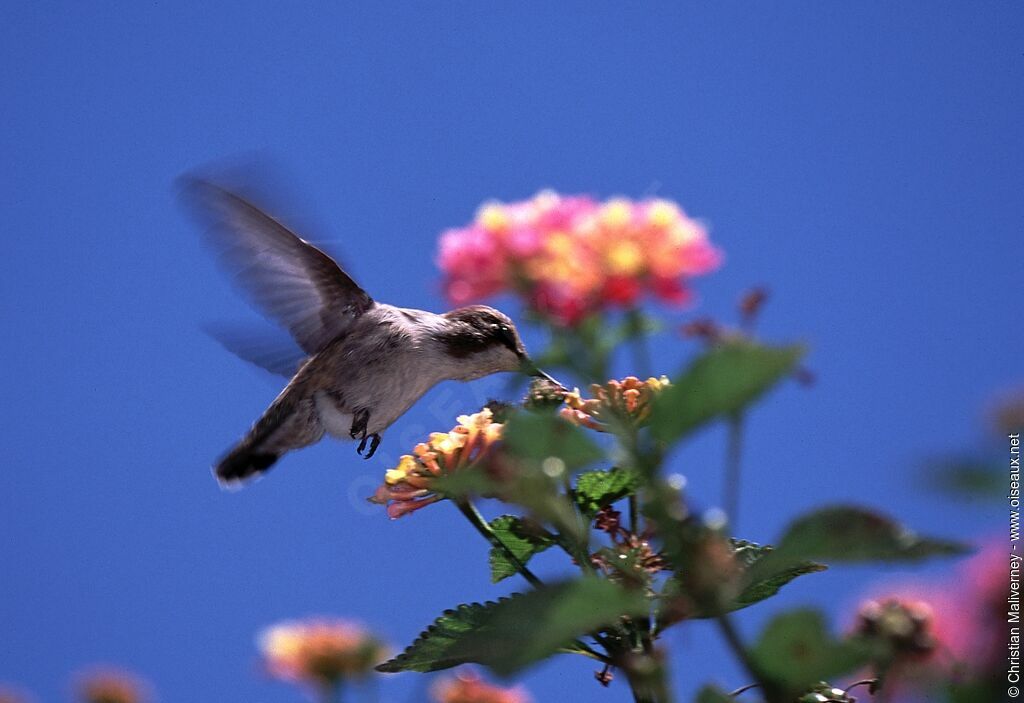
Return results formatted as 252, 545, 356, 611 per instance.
182, 179, 539, 486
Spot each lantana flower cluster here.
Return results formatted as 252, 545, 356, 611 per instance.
437, 192, 721, 324
560, 376, 671, 431
76, 670, 149, 703
850, 540, 1004, 690
432, 671, 532, 703
259, 619, 386, 690
371, 409, 504, 518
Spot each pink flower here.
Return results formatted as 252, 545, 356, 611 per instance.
436, 192, 721, 325
431, 671, 532, 703
849, 538, 1006, 691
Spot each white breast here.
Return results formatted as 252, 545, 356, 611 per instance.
314, 391, 354, 439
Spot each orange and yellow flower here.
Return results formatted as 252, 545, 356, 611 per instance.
431, 671, 532, 703
561, 376, 671, 431
437, 192, 721, 325
371, 409, 504, 518
259, 619, 386, 689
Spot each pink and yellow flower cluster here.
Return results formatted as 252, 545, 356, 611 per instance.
561, 376, 671, 431
371, 409, 504, 518
437, 192, 721, 324
259, 619, 386, 689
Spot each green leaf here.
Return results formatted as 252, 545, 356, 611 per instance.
574, 467, 640, 516
752, 609, 874, 693
770, 505, 970, 564
731, 540, 826, 611
448, 579, 648, 675
488, 515, 554, 583
694, 685, 733, 703
650, 341, 805, 443
376, 598, 507, 673
657, 540, 825, 627
503, 410, 604, 472
929, 456, 1002, 500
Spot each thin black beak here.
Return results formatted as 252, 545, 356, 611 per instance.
520, 357, 565, 389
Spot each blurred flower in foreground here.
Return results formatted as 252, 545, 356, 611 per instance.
260, 619, 386, 691
432, 670, 532, 703
438, 192, 721, 324
990, 387, 1024, 435
76, 669, 149, 703
371, 408, 504, 518
0, 686, 32, 703
561, 376, 670, 431
855, 598, 937, 659
851, 539, 1004, 692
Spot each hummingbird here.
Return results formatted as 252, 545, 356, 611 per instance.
182, 179, 556, 486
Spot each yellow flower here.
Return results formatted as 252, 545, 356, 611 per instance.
605, 240, 644, 276
371, 409, 505, 518
600, 199, 633, 228
385, 455, 417, 485
646, 199, 680, 228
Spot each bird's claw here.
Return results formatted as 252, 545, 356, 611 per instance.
363, 433, 381, 459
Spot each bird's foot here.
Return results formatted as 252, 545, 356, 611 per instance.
356, 432, 381, 459
363, 433, 381, 459
350, 409, 369, 441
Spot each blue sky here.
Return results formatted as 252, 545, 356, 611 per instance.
1, 2, 1019, 701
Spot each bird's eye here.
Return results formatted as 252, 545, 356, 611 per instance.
494, 324, 519, 353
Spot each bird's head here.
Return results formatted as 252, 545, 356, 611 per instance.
439, 305, 560, 385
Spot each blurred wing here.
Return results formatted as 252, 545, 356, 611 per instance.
203, 322, 307, 378
182, 179, 374, 354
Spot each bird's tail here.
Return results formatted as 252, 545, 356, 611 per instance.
215, 443, 281, 484
214, 390, 303, 486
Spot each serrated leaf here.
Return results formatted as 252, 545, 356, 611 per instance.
574, 467, 640, 516
447, 578, 649, 675
752, 609, 875, 693
650, 341, 805, 443
376, 598, 508, 673
488, 515, 554, 583
503, 410, 604, 471
732, 540, 826, 610
658, 540, 825, 627
769, 505, 970, 564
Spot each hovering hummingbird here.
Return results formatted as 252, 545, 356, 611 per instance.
183, 180, 556, 486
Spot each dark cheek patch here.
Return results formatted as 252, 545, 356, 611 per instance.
442, 330, 491, 358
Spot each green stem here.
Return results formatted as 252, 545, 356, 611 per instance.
622, 652, 672, 703
453, 498, 609, 663
715, 614, 781, 703
455, 499, 544, 587
724, 412, 745, 530
627, 308, 652, 377
321, 682, 342, 703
